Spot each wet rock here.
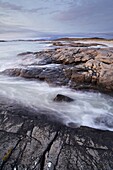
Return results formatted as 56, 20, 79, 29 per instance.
67, 122, 80, 128
17, 51, 34, 56
1, 99, 113, 170
38, 57, 53, 65
2, 66, 69, 86
0, 40, 6, 42
53, 94, 74, 102
53, 42, 64, 46
2, 44, 113, 93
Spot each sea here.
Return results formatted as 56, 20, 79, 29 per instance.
0, 34, 113, 131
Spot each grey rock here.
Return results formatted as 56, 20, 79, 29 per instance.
0, 99, 113, 170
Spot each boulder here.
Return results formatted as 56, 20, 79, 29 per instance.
53, 94, 74, 102
17, 51, 34, 56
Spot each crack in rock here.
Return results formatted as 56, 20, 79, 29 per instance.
39, 131, 58, 170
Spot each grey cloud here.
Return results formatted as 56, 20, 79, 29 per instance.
56, 0, 113, 21
0, 23, 37, 34
48, 10, 60, 15
0, 1, 48, 13
0, 1, 22, 11
54, 0, 113, 32
27, 7, 48, 13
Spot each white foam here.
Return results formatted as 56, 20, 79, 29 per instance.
0, 41, 52, 71
0, 75, 113, 131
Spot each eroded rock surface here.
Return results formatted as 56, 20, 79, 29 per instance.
2, 46, 113, 93
0, 99, 113, 170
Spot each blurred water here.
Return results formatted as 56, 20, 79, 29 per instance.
0, 41, 113, 131
0, 41, 51, 71
0, 75, 113, 131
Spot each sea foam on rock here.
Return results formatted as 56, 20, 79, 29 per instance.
3, 46, 113, 93
1, 40, 113, 169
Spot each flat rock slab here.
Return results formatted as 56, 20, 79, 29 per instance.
0, 99, 113, 170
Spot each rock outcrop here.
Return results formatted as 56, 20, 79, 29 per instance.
3, 46, 113, 93
52, 41, 107, 47
0, 98, 113, 170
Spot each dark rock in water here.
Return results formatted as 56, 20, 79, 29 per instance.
53, 41, 64, 46
67, 122, 80, 128
0, 40, 6, 42
54, 94, 74, 102
17, 51, 34, 56
2, 66, 69, 86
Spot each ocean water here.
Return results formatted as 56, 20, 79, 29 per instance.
0, 40, 113, 131
0, 40, 52, 71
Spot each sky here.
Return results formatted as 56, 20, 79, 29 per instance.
0, 0, 113, 39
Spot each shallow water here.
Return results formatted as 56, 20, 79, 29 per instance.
0, 41, 113, 131
0, 41, 52, 71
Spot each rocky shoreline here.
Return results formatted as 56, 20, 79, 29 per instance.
1, 98, 113, 170
0, 39, 113, 170
3, 43, 113, 94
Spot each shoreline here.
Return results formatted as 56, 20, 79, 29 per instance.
1, 95, 113, 169
0, 36, 113, 42
0, 38, 113, 169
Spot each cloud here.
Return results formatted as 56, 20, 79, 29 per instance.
0, 22, 39, 40
0, 0, 113, 34
54, 0, 113, 32
0, 1, 22, 11
0, 1, 48, 13
27, 7, 48, 13
56, 0, 113, 21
